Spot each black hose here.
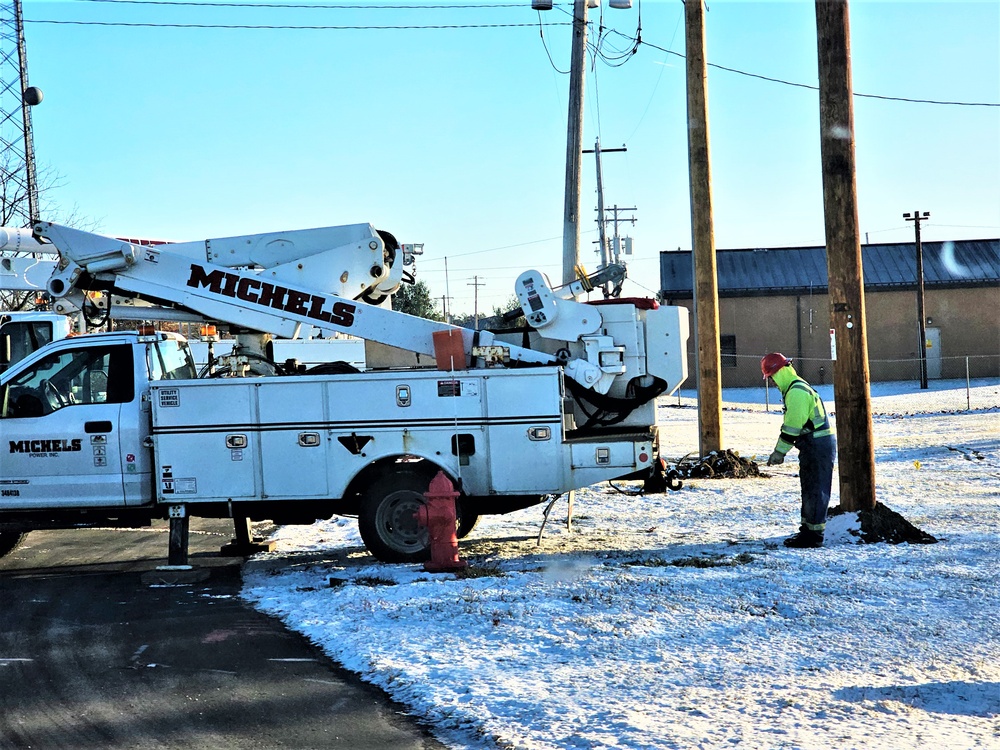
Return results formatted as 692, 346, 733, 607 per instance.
565, 375, 668, 433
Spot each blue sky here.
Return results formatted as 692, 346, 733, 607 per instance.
20, 0, 1000, 316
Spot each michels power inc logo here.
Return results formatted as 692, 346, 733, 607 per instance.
9, 438, 83, 454
185, 264, 357, 328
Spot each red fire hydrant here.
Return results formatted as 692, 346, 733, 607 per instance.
414, 471, 468, 573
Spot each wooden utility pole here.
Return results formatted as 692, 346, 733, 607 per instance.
904, 210, 930, 389
468, 275, 485, 330
684, 0, 723, 455
584, 140, 628, 295
562, 0, 588, 288
815, 0, 876, 512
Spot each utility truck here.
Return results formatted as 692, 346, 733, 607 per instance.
0, 221, 688, 563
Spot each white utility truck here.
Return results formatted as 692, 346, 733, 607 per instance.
0, 221, 688, 562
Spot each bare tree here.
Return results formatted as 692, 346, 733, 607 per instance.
0, 153, 99, 311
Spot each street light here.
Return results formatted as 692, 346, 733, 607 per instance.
903, 210, 930, 389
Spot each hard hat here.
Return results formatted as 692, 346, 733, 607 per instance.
761, 352, 792, 379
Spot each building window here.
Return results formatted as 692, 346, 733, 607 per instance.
721, 335, 737, 368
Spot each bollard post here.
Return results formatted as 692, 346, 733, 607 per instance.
166, 506, 190, 567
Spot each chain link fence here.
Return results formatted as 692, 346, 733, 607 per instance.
674, 353, 1000, 415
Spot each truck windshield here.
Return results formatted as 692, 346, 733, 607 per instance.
148, 339, 198, 381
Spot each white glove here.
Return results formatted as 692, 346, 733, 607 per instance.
767, 451, 785, 466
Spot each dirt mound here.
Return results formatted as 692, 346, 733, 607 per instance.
674, 449, 762, 479
828, 502, 938, 544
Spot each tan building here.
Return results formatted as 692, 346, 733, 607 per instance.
659, 239, 1000, 387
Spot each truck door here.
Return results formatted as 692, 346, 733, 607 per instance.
0, 343, 135, 510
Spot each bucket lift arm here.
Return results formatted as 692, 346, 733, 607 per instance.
11, 222, 618, 392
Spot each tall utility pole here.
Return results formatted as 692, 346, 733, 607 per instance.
816, 0, 876, 512
467, 276, 485, 330
594, 139, 609, 270
561, 0, 588, 288
584, 139, 627, 295
904, 210, 930, 389
684, 0, 723, 456
444, 257, 453, 324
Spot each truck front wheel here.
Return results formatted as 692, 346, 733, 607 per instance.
0, 530, 26, 559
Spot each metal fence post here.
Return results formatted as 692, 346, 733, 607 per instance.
966, 356, 971, 411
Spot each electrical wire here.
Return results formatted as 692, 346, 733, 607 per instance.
71, 0, 533, 7
27, 19, 559, 29
618, 31, 1000, 108
536, 9, 569, 75
626, 4, 681, 143
24, 3, 1000, 107
417, 231, 593, 263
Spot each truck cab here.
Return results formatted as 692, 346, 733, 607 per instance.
0, 330, 196, 513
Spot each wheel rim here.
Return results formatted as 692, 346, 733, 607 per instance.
373, 488, 428, 555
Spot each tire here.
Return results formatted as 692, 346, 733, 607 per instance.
358, 470, 433, 563
0, 530, 26, 559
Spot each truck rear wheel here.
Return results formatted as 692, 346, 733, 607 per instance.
358, 470, 431, 563
0, 530, 26, 559
357, 469, 476, 562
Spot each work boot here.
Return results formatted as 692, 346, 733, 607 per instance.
783, 528, 824, 549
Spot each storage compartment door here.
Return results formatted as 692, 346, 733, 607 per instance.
256, 381, 330, 499
484, 373, 564, 494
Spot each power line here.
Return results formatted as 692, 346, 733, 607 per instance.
417, 233, 573, 263
27, 19, 557, 29
627, 33, 1000, 108
71, 0, 531, 7
27, 7, 997, 109
420, 262, 562, 274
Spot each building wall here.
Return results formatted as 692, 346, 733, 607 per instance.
666, 284, 1000, 387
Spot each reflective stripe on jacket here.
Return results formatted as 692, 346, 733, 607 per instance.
773, 366, 832, 455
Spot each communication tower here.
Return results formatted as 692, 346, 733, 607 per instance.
0, 0, 41, 310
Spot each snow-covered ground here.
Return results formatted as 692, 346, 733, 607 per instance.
242, 379, 1000, 750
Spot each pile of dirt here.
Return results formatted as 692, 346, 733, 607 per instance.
673, 449, 762, 480
828, 502, 938, 544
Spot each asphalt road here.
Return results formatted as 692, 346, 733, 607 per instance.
0, 521, 447, 749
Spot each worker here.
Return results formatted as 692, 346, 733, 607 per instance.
761, 353, 836, 548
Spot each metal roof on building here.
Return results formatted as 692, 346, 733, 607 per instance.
659, 239, 1000, 299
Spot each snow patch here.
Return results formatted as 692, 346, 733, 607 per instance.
242, 382, 1000, 749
